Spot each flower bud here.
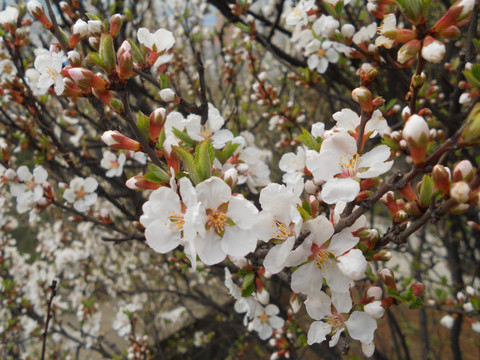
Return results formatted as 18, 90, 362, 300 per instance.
383, 28, 418, 42
463, 302, 474, 312
117, 40, 133, 81
341, 24, 355, 39
432, 164, 451, 194
364, 301, 385, 319
394, 210, 408, 223
28, 1, 52, 29
403, 114, 429, 165
159, 88, 176, 102
73, 19, 89, 38
67, 50, 82, 67
450, 181, 471, 203
405, 201, 421, 216
358, 64, 378, 83
88, 20, 104, 36
67, 67, 108, 90
453, 160, 474, 182
437, 25, 461, 40
366, 286, 383, 300
352, 86, 373, 112
461, 103, 480, 145
431, 0, 474, 35
126, 175, 161, 190
223, 168, 238, 188
358, 228, 380, 244
440, 315, 455, 329
101, 130, 140, 151
421, 36, 446, 64
378, 268, 397, 290
149, 107, 166, 142
109, 14, 124, 38
448, 203, 469, 214
397, 39, 421, 64
304, 180, 318, 194
466, 286, 475, 296
412, 282, 425, 296
290, 293, 302, 314
399, 183, 417, 202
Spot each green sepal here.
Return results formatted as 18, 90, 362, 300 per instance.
297, 204, 312, 222
241, 273, 255, 298
86, 13, 101, 21
85, 52, 105, 68
215, 141, 240, 163
173, 146, 200, 184
99, 34, 116, 74
156, 129, 166, 150
136, 111, 150, 141
463, 70, 480, 89
160, 74, 171, 89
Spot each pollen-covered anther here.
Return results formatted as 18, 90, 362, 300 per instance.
259, 314, 269, 323
164, 210, 185, 232
326, 315, 343, 331
339, 153, 360, 178
206, 209, 229, 234
315, 249, 336, 270
272, 220, 294, 240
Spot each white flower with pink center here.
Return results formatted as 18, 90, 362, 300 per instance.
100, 151, 126, 178
247, 304, 285, 340
193, 177, 259, 265
63, 177, 98, 212
33, 51, 65, 95
333, 109, 390, 138
287, 215, 367, 295
306, 132, 393, 204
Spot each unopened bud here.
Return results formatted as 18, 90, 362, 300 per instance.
412, 282, 425, 296
448, 203, 469, 214
358, 228, 379, 244
88, 20, 104, 36
290, 293, 302, 314
431, 0, 474, 35
438, 25, 461, 40
398, 39, 421, 64
28, 1, 52, 29
126, 175, 161, 190
378, 268, 396, 290
383, 28, 418, 42
101, 130, 140, 151
117, 40, 133, 81
352, 86, 373, 112
67, 50, 82, 67
341, 24, 355, 39
149, 107, 166, 141
394, 210, 407, 223
223, 168, 238, 188
432, 165, 451, 194
450, 181, 471, 203
72, 19, 89, 38
403, 114, 429, 165
453, 160, 474, 182
67, 67, 108, 90
421, 36, 446, 64
109, 14, 124, 38
405, 201, 421, 216
160, 88, 176, 102
399, 183, 417, 202
366, 286, 383, 300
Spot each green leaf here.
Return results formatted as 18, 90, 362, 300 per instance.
297, 204, 312, 222
99, 34, 116, 74
137, 111, 150, 141
85, 52, 105, 69
463, 70, 480, 88
215, 141, 240, 163
86, 13, 101, 21
471, 64, 480, 81
409, 297, 424, 309
195, 140, 214, 182
127, 39, 146, 65
335, 1, 344, 15
160, 74, 171, 89
173, 146, 200, 184
241, 273, 255, 297
147, 163, 170, 183
296, 128, 321, 151
171, 127, 196, 147
419, 174, 434, 207
156, 129, 166, 150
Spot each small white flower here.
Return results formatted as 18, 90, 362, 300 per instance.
34, 51, 65, 95
0, 59, 17, 81
100, 151, 126, 177
0, 6, 18, 25
440, 315, 455, 329
421, 38, 446, 63
63, 177, 98, 212
375, 14, 396, 49
248, 304, 285, 340
72, 19, 89, 37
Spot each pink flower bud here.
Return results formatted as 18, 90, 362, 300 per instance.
403, 114, 429, 165
378, 268, 396, 290
117, 41, 133, 81
223, 168, 238, 188
109, 14, 124, 38
421, 36, 446, 64
397, 39, 421, 64
28, 0, 52, 29
149, 107, 166, 141
412, 282, 425, 296
352, 86, 373, 112
450, 181, 471, 203
67, 67, 108, 90
101, 130, 140, 151
126, 175, 161, 190
366, 286, 383, 300
72, 19, 89, 37
453, 160, 474, 182
432, 164, 451, 195
67, 51, 82, 67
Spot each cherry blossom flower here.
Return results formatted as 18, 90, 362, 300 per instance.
285, 0, 315, 28
279, 146, 306, 185
225, 268, 258, 322
140, 177, 203, 268
306, 132, 393, 204
287, 215, 367, 295
63, 177, 98, 212
193, 176, 259, 265
185, 104, 234, 149
0, 6, 18, 25
306, 40, 345, 74
375, 13, 396, 49
333, 108, 390, 137
256, 181, 303, 274
0, 59, 17, 82
113, 304, 139, 337
100, 151, 126, 177
9, 165, 48, 214
137, 27, 175, 53
33, 51, 65, 95
247, 303, 285, 340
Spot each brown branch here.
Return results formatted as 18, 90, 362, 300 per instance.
41, 280, 57, 360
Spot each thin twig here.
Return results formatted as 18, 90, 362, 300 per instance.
41, 280, 57, 360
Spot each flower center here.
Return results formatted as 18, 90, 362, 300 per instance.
259, 314, 269, 323
166, 211, 185, 233
46, 66, 58, 81
206, 208, 229, 236
272, 220, 295, 240
316, 49, 326, 58
314, 248, 336, 270
201, 125, 213, 139
339, 153, 360, 178
326, 315, 344, 331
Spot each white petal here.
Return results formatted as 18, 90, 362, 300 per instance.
194, 233, 226, 265
145, 219, 181, 253
321, 178, 360, 204
345, 311, 377, 344
291, 262, 323, 295
305, 292, 332, 320
222, 227, 256, 258
263, 237, 295, 274
195, 177, 231, 209
328, 231, 358, 255
307, 321, 331, 345
227, 196, 258, 229
337, 249, 367, 280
